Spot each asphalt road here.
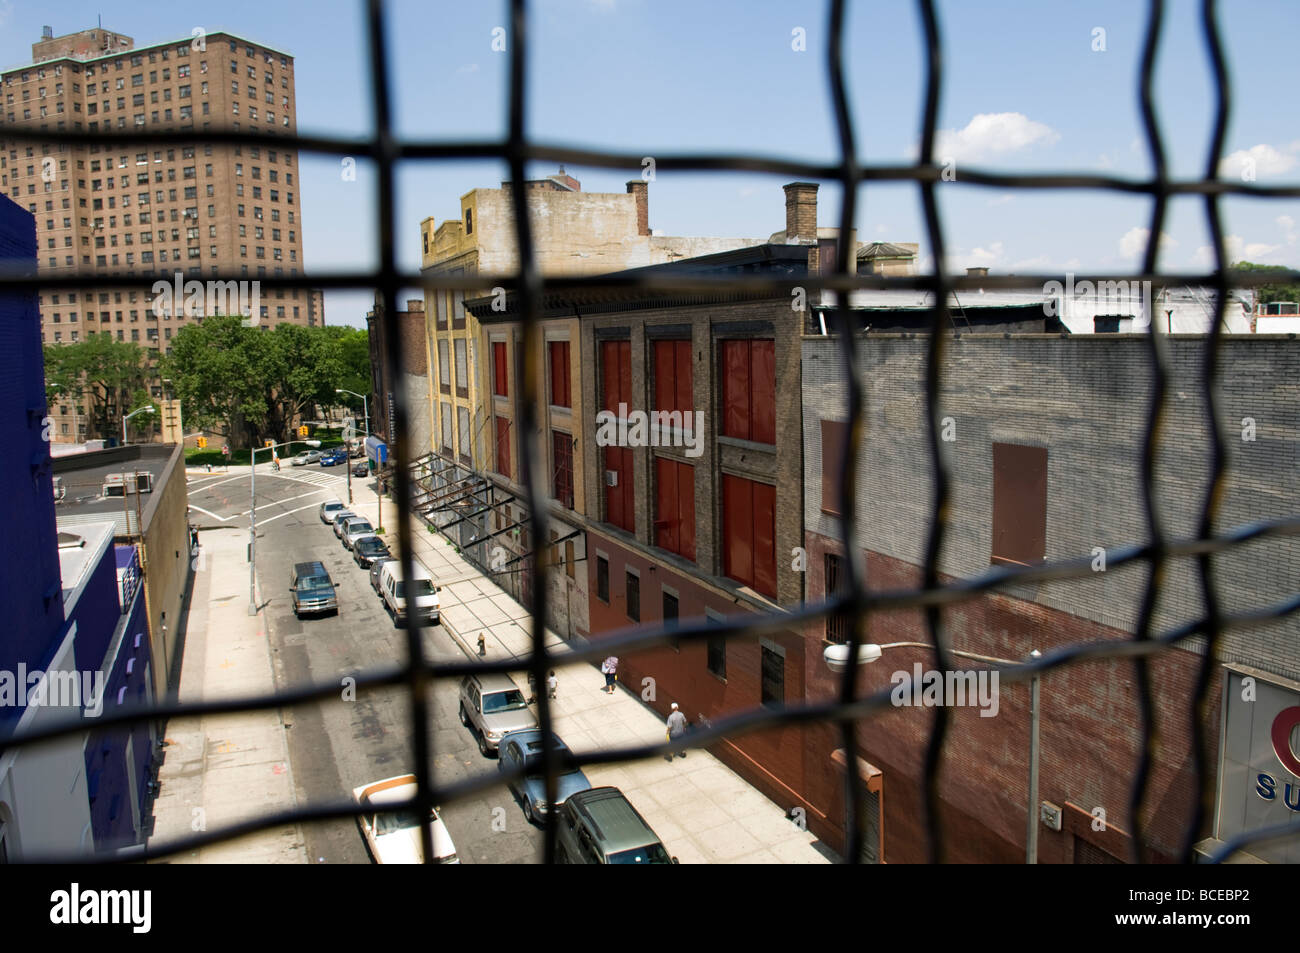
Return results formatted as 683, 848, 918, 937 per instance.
186, 462, 543, 864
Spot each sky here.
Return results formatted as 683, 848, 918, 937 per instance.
2, 0, 1297, 328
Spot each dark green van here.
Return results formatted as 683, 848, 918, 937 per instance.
290, 561, 338, 618
555, 787, 677, 864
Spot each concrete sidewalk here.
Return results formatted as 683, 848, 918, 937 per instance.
148, 523, 306, 863
389, 510, 831, 864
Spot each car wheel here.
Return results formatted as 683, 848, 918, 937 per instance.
478, 732, 489, 756
523, 800, 536, 825
459, 703, 470, 727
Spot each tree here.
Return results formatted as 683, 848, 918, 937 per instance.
44, 335, 152, 441
1231, 261, 1300, 306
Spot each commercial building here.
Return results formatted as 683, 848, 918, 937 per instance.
0, 24, 321, 441
802, 331, 1300, 862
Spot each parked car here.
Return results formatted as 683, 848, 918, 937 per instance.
377, 559, 441, 628
341, 518, 375, 551
292, 450, 323, 467
352, 775, 459, 864
320, 449, 348, 467
555, 787, 677, 864
352, 461, 369, 477
497, 730, 591, 824
353, 535, 391, 568
458, 672, 537, 756
289, 561, 338, 618
332, 512, 359, 539
370, 557, 395, 596
349, 442, 365, 458
319, 501, 348, 524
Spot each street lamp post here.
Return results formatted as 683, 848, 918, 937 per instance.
824, 640, 1043, 863
336, 388, 377, 529
122, 406, 155, 446
248, 437, 320, 615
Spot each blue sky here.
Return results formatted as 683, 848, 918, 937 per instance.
3, 0, 1297, 328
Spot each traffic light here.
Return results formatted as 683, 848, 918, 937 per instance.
197, 436, 208, 449
298, 425, 309, 437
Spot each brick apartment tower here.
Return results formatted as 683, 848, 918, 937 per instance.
0, 25, 321, 441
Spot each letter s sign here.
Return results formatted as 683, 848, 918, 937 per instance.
1271, 707, 1300, 777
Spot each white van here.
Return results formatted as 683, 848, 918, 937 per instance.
378, 559, 441, 627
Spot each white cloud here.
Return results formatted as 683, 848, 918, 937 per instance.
986, 194, 1013, 207
1119, 226, 1176, 260
1278, 215, 1297, 245
1192, 235, 1281, 267
931, 113, 1060, 163
1218, 143, 1299, 180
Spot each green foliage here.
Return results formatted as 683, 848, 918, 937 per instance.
1232, 261, 1300, 306
43, 335, 151, 440
161, 318, 371, 448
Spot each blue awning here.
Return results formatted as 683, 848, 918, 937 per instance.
365, 435, 388, 465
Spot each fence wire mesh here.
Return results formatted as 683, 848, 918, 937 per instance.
1, 0, 1300, 864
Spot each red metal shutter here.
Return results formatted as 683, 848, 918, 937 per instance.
653, 340, 673, 413
674, 340, 692, 414
752, 480, 776, 597
495, 416, 510, 477
655, 456, 677, 554
723, 474, 753, 586
602, 340, 620, 412
677, 461, 696, 561
751, 339, 776, 444
550, 340, 571, 407
493, 341, 508, 398
820, 419, 847, 515
721, 340, 750, 439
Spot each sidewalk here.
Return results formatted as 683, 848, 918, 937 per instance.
148, 523, 306, 863
396, 513, 831, 864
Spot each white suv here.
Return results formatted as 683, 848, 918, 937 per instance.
377, 560, 441, 627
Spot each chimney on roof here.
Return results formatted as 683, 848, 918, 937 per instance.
966, 266, 989, 278
626, 181, 649, 236
406, 299, 424, 312
784, 182, 819, 244
42, 25, 53, 40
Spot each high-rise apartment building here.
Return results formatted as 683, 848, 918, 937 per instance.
0, 25, 320, 440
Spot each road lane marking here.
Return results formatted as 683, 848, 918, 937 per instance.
188, 503, 233, 523
259, 498, 336, 525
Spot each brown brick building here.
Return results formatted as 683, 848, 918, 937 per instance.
1, 25, 321, 441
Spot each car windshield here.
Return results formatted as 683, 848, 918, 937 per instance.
324, 503, 342, 511
357, 538, 386, 554
608, 843, 673, 865
394, 579, 435, 599
347, 521, 373, 535
373, 809, 436, 837
482, 689, 528, 714
298, 575, 332, 592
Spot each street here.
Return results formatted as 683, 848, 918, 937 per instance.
185, 462, 542, 864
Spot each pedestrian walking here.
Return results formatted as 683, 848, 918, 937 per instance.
665, 703, 688, 760
601, 656, 619, 694
478, 632, 487, 658
547, 670, 557, 700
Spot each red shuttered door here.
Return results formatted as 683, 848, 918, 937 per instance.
602, 340, 634, 532
493, 341, 508, 398
752, 480, 776, 597
750, 339, 776, 445
654, 340, 693, 415
721, 340, 750, 439
655, 456, 678, 555
495, 416, 511, 478
723, 474, 753, 587
549, 340, 571, 407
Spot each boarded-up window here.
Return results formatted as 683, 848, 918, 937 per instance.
596, 555, 609, 602
722, 473, 776, 598
441, 403, 453, 453
434, 291, 447, 330
720, 338, 775, 444
991, 442, 1047, 566
654, 457, 695, 561
825, 551, 847, 644
553, 430, 573, 509
437, 338, 450, 394
653, 339, 692, 415
457, 406, 471, 466
602, 339, 634, 533
494, 416, 510, 478
492, 341, 508, 398
549, 340, 571, 407
821, 419, 847, 515
626, 571, 639, 622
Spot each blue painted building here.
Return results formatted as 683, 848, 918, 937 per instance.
0, 193, 154, 858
